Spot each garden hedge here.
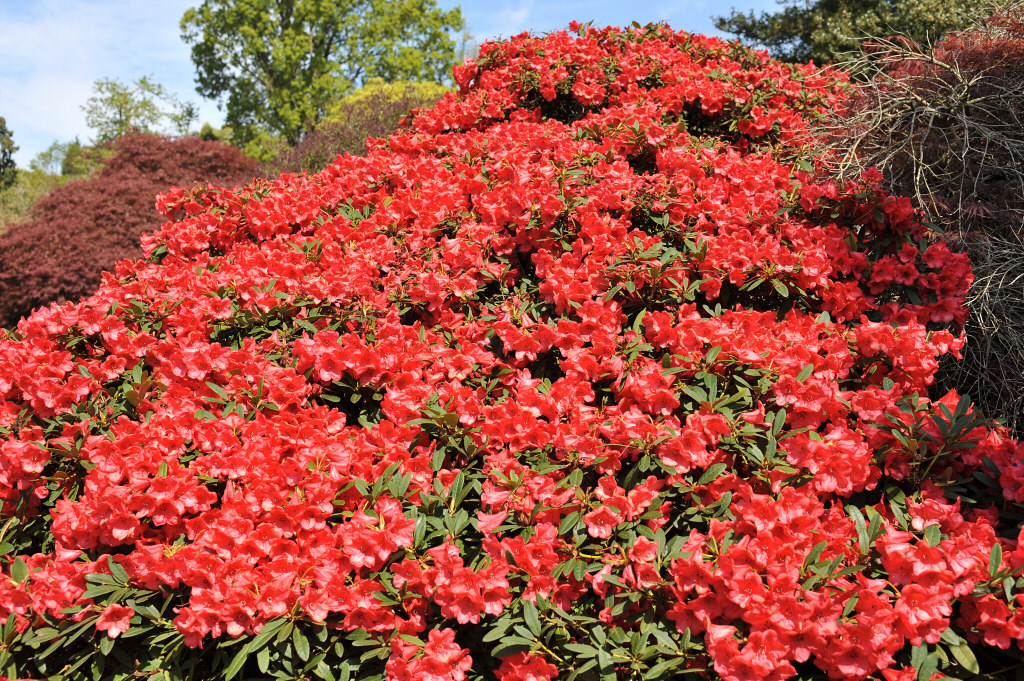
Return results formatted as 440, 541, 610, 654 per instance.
0, 23, 1022, 681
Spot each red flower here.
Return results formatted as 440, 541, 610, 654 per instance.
496, 651, 558, 681
95, 604, 133, 639
404, 628, 472, 681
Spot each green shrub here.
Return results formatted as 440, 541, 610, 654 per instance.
264, 78, 449, 175
0, 170, 72, 232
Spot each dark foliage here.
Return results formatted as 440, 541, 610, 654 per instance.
823, 1, 1024, 436
0, 117, 16, 192
0, 134, 258, 327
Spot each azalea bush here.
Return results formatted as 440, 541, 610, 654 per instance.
1, 22, 1023, 681
0, 134, 258, 328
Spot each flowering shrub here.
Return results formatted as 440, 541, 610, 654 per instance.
0, 134, 258, 328
0, 22, 1022, 681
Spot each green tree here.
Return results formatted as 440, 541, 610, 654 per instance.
82, 76, 198, 143
180, 0, 464, 147
197, 122, 235, 143
31, 138, 113, 178
713, 0, 982, 63
0, 117, 17, 191
29, 140, 67, 175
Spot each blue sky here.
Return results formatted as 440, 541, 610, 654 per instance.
0, 0, 780, 168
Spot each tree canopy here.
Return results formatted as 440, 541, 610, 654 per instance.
0, 116, 17, 191
713, 0, 981, 63
180, 0, 464, 147
82, 76, 198, 143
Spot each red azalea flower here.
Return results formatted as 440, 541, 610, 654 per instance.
95, 604, 134, 639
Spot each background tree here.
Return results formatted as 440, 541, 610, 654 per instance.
0, 117, 17, 191
2, 137, 97, 231
714, 0, 981, 63
28, 138, 108, 177
180, 0, 464, 149
264, 77, 449, 175
28, 140, 68, 175
82, 76, 198, 143
197, 122, 235, 143
453, 27, 480, 64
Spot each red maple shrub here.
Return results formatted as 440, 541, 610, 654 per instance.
821, 2, 1024, 437
0, 23, 1021, 681
0, 134, 258, 327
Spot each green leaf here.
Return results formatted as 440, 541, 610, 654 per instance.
802, 540, 827, 569
205, 381, 230, 401
559, 510, 581, 534
865, 506, 883, 544
796, 364, 814, 382
949, 642, 980, 674
108, 559, 130, 585
989, 542, 1003, 578
566, 658, 598, 681
491, 636, 533, 658
847, 506, 870, 555
910, 643, 927, 671
916, 648, 939, 681
256, 644, 271, 673
647, 657, 694, 678
696, 463, 727, 486
9, 558, 27, 584
632, 309, 647, 334
81, 584, 122, 600
224, 643, 250, 681
522, 600, 542, 638
225, 619, 288, 681
923, 523, 942, 547
293, 626, 311, 662
939, 628, 963, 646
597, 647, 616, 681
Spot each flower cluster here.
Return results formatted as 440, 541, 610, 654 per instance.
0, 21, 1020, 681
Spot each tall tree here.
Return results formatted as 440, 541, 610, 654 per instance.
180, 0, 464, 147
0, 117, 17, 191
82, 76, 198, 143
713, 0, 981, 63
